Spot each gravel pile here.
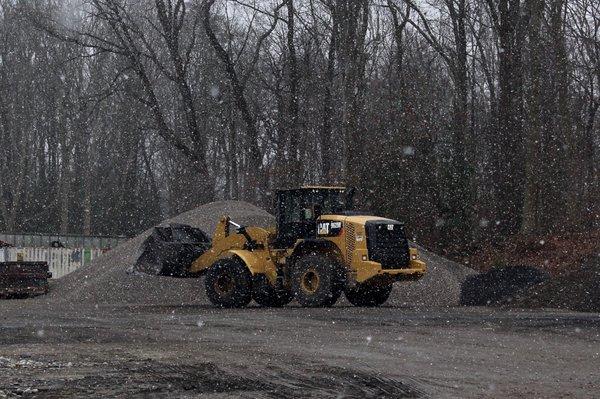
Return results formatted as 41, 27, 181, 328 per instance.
47, 201, 273, 305
387, 244, 476, 307
45, 201, 474, 306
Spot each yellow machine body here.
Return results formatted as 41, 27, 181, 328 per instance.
313, 214, 426, 283
190, 214, 426, 286
190, 219, 278, 281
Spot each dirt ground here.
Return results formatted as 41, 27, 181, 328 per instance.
1, 298, 599, 398
1, 201, 598, 397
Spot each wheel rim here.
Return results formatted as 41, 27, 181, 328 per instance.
214, 273, 234, 295
301, 270, 320, 294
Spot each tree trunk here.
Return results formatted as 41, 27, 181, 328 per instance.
320, 2, 338, 182
286, 0, 301, 186
338, 1, 369, 187
489, 0, 528, 236
444, 0, 473, 248
542, 0, 569, 232
59, 142, 71, 236
521, 0, 544, 234
203, 0, 263, 201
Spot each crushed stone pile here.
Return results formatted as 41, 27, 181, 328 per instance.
386, 244, 476, 307
507, 256, 600, 312
45, 201, 475, 306
48, 201, 273, 305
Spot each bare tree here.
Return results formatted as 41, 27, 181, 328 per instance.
202, 0, 284, 200
396, 0, 474, 247
484, 0, 531, 235
32, 0, 215, 201
1, 0, 597, 250
567, 0, 600, 229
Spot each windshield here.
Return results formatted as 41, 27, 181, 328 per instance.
311, 189, 353, 215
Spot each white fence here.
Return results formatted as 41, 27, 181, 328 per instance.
0, 247, 105, 279
0, 232, 125, 249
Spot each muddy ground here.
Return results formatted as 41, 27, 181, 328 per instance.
1, 299, 599, 398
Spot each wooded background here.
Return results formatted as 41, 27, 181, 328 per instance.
0, 0, 598, 254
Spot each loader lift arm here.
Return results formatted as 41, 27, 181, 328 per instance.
227, 219, 261, 251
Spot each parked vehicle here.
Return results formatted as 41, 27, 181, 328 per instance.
0, 262, 51, 299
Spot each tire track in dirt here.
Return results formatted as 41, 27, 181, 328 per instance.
0, 355, 423, 398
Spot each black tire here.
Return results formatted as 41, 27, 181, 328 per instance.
292, 254, 345, 307
205, 258, 252, 308
252, 275, 293, 307
345, 282, 393, 307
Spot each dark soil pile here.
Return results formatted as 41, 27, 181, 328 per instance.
508, 256, 600, 312
459, 266, 549, 306
42, 200, 474, 306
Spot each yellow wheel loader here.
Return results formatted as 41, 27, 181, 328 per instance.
190, 187, 426, 308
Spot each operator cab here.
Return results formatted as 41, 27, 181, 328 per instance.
274, 186, 355, 248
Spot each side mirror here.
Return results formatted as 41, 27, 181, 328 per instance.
303, 208, 313, 220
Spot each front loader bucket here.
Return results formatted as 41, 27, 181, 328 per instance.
132, 224, 211, 277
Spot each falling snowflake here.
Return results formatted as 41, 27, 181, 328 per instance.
402, 146, 415, 156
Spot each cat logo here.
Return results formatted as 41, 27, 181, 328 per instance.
317, 222, 330, 235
